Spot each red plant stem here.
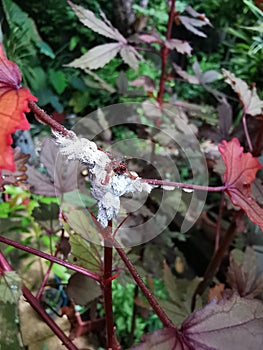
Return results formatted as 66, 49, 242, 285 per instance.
0, 250, 78, 350
36, 247, 59, 300
28, 100, 72, 137
157, 0, 176, 107
22, 286, 79, 350
192, 215, 240, 310
114, 242, 175, 329
214, 193, 225, 253
141, 178, 227, 192
0, 235, 101, 282
103, 243, 115, 349
242, 109, 253, 152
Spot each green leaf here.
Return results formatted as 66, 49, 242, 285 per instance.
36, 41, 55, 59
66, 209, 99, 243
49, 69, 67, 94
0, 271, 22, 304
0, 303, 23, 349
69, 234, 103, 275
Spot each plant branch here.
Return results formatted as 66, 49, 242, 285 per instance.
103, 222, 120, 349
103, 245, 115, 349
141, 178, 227, 192
0, 235, 101, 282
28, 100, 72, 137
157, 0, 176, 107
36, 247, 59, 300
192, 213, 241, 310
0, 250, 78, 350
114, 240, 175, 329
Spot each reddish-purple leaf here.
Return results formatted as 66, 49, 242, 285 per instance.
133, 295, 263, 349
67, 43, 121, 70
165, 39, 192, 56
218, 138, 263, 231
222, 69, 263, 116
180, 295, 263, 349
139, 34, 161, 44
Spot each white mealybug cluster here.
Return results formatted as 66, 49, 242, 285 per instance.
54, 131, 152, 227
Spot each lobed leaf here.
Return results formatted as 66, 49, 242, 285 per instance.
219, 138, 263, 231
120, 45, 141, 71
132, 295, 263, 349
227, 247, 263, 298
68, 1, 126, 43
222, 69, 263, 116
165, 39, 192, 56
67, 43, 121, 70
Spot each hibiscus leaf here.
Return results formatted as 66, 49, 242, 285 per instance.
132, 295, 263, 349
0, 45, 37, 171
120, 45, 141, 71
222, 69, 263, 116
165, 39, 192, 56
218, 138, 263, 231
66, 272, 101, 306
227, 247, 263, 298
68, 1, 125, 42
67, 43, 121, 70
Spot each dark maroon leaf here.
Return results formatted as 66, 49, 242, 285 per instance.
133, 295, 263, 349
66, 273, 101, 306
57, 236, 71, 260
227, 247, 263, 298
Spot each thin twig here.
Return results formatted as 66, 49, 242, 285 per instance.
141, 178, 227, 192
28, 100, 72, 137
113, 240, 175, 329
0, 235, 101, 282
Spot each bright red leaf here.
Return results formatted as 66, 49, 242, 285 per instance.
218, 138, 263, 231
0, 44, 37, 171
